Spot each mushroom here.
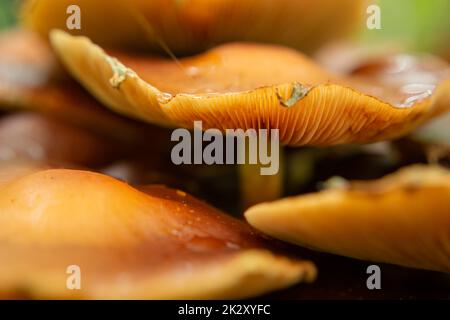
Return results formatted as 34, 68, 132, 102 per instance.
50, 31, 450, 141
245, 165, 450, 273
0, 112, 121, 167
0, 29, 151, 145
0, 165, 315, 299
22, 0, 365, 55
49, 31, 450, 206
409, 109, 450, 165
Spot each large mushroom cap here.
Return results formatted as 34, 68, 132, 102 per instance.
245, 165, 450, 273
0, 166, 315, 299
22, 0, 365, 55
50, 31, 450, 146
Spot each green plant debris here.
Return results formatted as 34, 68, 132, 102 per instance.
278, 83, 310, 108
106, 56, 137, 89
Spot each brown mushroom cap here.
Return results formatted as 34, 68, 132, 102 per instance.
0, 113, 120, 166
22, 0, 365, 55
0, 166, 315, 299
0, 29, 150, 144
245, 165, 450, 273
50, 31, 450, 146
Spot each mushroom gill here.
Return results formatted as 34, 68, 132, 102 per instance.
245, 165, 450, 273
50, 31, 450, 147
0, 166, 315, 299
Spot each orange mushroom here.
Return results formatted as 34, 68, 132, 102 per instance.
0, 113, 121, 167
49, 30, 450, 207
50, 30, 450, 146
0, 29, 151, 144
0, 165, 315, 299
22, 0, 365, 55
245, 165, 450, 273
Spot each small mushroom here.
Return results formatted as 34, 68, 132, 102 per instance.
245, 165, 450, 273
0, 166, 315, 299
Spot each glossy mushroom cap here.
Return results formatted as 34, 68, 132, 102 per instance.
0, 29, 149, 144
0, 166, 315, 299
245, 165, 450, 273
0, 113, 120, 166
50, 31, 450, 146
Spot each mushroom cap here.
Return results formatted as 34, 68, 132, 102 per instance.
0, 113, 120, 166
22, 0, 365, 55
0, 29, 149, 144
245, 165, 450, 273
50, 31, 450, 146
0, 166, 315, 299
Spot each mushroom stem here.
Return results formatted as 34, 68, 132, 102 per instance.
239, 144, 285, 209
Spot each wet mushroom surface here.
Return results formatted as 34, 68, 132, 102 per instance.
50, 31, 450, 146
0, 112, 122, 167
0, 29, 154, 145
0, 165, 316, 299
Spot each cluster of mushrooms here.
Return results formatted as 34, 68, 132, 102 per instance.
0, 0, 449, 299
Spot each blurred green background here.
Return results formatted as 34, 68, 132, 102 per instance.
0, 0, 448, 54
0, 0, 18, 29
360, 0, 449, 54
